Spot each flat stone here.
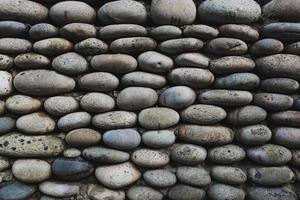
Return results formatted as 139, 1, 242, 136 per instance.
183, 25, 219, 40
208, 184, 245, 200
14, 53, 50, 69
29, 23, 58, 40
211, 166, 247, 185
205, 38, 248, 55
110, 37, 157, 54
127, 186, 163, 200
158, 38, 203, 54
175, 53, 209, 68
33, 38, 73, 55
0, 21, 27, 37
235, 125, 272, 145
253, 93, 294, 111
60, 23, 96, 41
99, 24, 147, 40
121, 71, 166, 89
87, 184, 125, 200
65, 128, 101, 147
131, 149, 169, 168
250, 39, 283, 56
80, 92, 115, 113
103, 129, 141, 150
44, 96, 79, 116
219, 24, 259, 42
176, 166, 211, 187
142, 130, 176, 148
0, 38, 31, 54
263, 0, 300, 21
208, 144, 246, 164
261, 22, 300, 42
168, 185, 205, 200
57, 112, 91, 132
52, 52, 88, 75
260, 78, 299, 94
39, 181, 79, 198
171, 144, 207, 165
273, 127, 300, 148
74, 38, 108, 55
143, 169, 176, 188
0, 182, 36, 200
138, 51, 173, 73
83, 146, 129, 164
150, 25, 182, 40
0, 117, 15, 134
210, 56, 255, 74
214, 72, 260, 90
247, 186, 297, 200
79, 72, 119, 92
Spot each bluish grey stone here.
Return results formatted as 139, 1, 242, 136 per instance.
214, 73, 260, 90
0, 182, 36, 200
103, 129, 141, 150
0, 21, 27, 37
250, 39, 283, 56
29, 23, 58, 40
0, 117, 15, 134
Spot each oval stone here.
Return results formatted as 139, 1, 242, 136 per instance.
29, 23, 58, 40
39, 181, 79, 198
110, 37, 157, 54
138, 51, 173, 73
121, 71, 166, 89
87, 184, 125, 200
210, 56, 255, 74
99, 24, 147, 40
57, 112, 91, 131
63, 148, 81, 158
143, 169, 176, 188
142, 130, 176, 148
253, 93, 294, 111
103, 129, 141, 150
250, 39, 284, 56
205, 38, 248, 55
235, 125, 272, 145
158, 38, 203, 54
14, 53, 50, 69
127, 186, 163, 200
183, 25, 219, 40
208, 184, 245, 200
208, 144, 246, 164
60, 23, 96, 41
131, 149, 169, 168
65, 128, 101, 147
260, 78, 299, 94
168, 185, 205, 200
263, 0, 300, 21
80, 92, 115, 113
273, 127, 300, 148
0, 21, 27, 37
0, 117, 15, 134
44, 96, 79, 117
214, 73, 260, 90
219, 24, 259, 42
261, 22, 300, 42
74, 38, 108, 55
171, 144, 207, 165
150, 25, 182, 40
270, 111, 300, 127
0, 182, 36, 200
0, 54, 13, 70
211, 166, 247, 185
33, 38, 73, 55
176, 166, 211, 187
83, 146, 129, 164
0, 38, 31, 54
52, 52, 88, 75
175, 53, 209, 68
247, 186, 297, 200
285, 41, 300, 55
0, 71, 12, 97
79, 72, 119, 92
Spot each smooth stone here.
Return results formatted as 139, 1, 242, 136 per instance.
14, 53, 50, 69
103, 129, 141, 150
142, 130, 175, 148
0, 182, 36, 200
74, 38, 108, 55
253, 93, 294, 111
183, 25, 219, 40
247, 186, 297, 200
176, 166, 211, 187
131, 149, 169, 168
171, 144, 207, 165
263, 0, 300, 21
99, 24, 147, 40
98, 0, 147, 24
270, 111, 300, 127
63, 148, 81, 158
80, 92, 115, 113
0, 38, 31, 54
12, 159, 51, 183
16, 112, 55, 134
0, 133, 65, 157
219, 24, 259, 42
79, 72, 119, 92
168, 68, 214, 88
199, 90, 253, 106
235, 125, 272, 145
285, 41, 300, 55
50, 1, 95, 25
14, 70, 75, 96
52, 52, 88, 75
0, 54, 13, 70
210, 56, 255, 74
293, 97, 300, 111
44, 96, 79, 116
91, 54, 137, 74
150, 0, 196, 26
60, 23, 96, 41
0, 71, 12, 97
248, 166, 294, 186
181, 104, 227, 125
83, 146, 129, 164
0, 156, 10, 171
205, 38, 248, 55
150, 25, 182, 40
93, 111, 136, 130
214, 73, 260, 90
178, 125, 234, 145
250, 39, 283, 56
138, 107, 179, 129
0, 21, 27, 37
158, 38, 203, 54
87, 184, 125, 200
33, 38, 73, 55
0, 117, 15, 134
0, 101, 5, 115
211, 166, 247, 185
39, 181, 79, 198
127, 186, 162, 200
143, 169, 176, 188
168, 185, 205, 200
0, 0, 48, 24
261, 22, 300, 42
175, 53, 209, 68
6, 94, 41, 114
208, 184, 245, 200
273, 127, 300, 148
198, 0, 261, 24
260, 78, 299, 94
29, 23, 58, 40
247, 144, 292, 165
95, 162, 141, 189
57, 112, 91, 131
110, 37, 157, 54
138, 51, 173, 73
52, 159, 93, 181
117, 87, 157, 111
65, 128, 101, 147
208, 144, 246, 164
121, 71, 166, 89
291, 150, 300, 167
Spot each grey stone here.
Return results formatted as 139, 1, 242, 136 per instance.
285, 41, 300, 55
168, 185, 205, 200
273, 127, 300, 148
263, 0, 300, 21
150, 25, 182, 40
29, 23, 58, 40
142, 130, 176, 148
131, 149, 169, 168
260, 78, 299, 94
60, 23, 96, 41
171, 144, 207, 165
208, 144, 246, 164
235, 125, 272, 145
44, 96, 79, 116
33, 38, 73, 55
103, 129, 141, 150
121, 71, 166, 89
211, 166, 247, 185
127, 186, 163, 200
205, 38, 248, 55
110, 37, 157, 54
39, 181, 79, 198
65, 128, 101, 147
80, 92, 115, 113
79, 72, 119, 92
0, 182, 36, 200
219, 24, 259, 42
138, 51, 173, 73
183, 25, 219, 40
74, 38, 108, 55
208, 184, 245, 200
0, 71, 12, 97
214, 73, 260, 90
175, 53, 209, 68
87, 184, 125, 200
261, 22, 300, 42
0, 21, 27, 37
176, 166, 211, 187
253, 93, 294, 111
63, 148, 81, 158
0, 54, 13, 70
210, 56, 255, 74
52, 52, 88, 75
0, 117, 15, 134
247, 186, 297, 200
143, 169, 176, 188
158, 38, 203, 54
250, 39, 283, 56
0, 38, 31, 54
14, 53, 50, 69
57, 112, 91, 131
99, 24, 147, 40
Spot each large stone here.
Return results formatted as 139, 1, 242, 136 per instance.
0, 21, 27, 37
131, 149, 169, 168
219, 24, 259, 42
103, 129, 141, 150
214, 73, 260, 90
171, 144, 207, 165
150, 25, 182, 40
127, 186, 163, 200
65, 128, 101, 147
138, 51, 173, 73
263, 0, 300, 21
52, 52, 88, 75
0, 54, 13, 70
208, 144, 246, 164
60, 23, 96, 41
39, 181, 79, 198
211, 166, 247, 185
235, 125, 272, 145
253, 93, 294, 111
33, 38, 73, 55
143, 169, 176, 188
0, 38, 31, 54
210, 56, 255, 74
273, 127, 300, 148
205, 38, 248, 55
158, 38, 203, 54
176, 166, 211, 187
29, 23, 58, 40
175, 53, 210, 68
44, 96, 79, 116
247, 186, 297, 200
14, 53, 50, 69
57, 112, 91, 131
142, 130, 176, 148
5, 95, 41, 115
110, 37, 157, 54
208, 184, 245, 200
121, 71, 166, 89
0, 182, 36, 200
0, 117, 15, 134
261, 78, 299, 94
80, 92, 115, 113
78, 72, 119, 92
99, 24, 147, 40
250, 39, 284, 56
261, 22, 300, 42
168, 185, 205, 200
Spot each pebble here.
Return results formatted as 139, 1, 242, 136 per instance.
262, 22, 300, 42
63, 148, 81, 158
83, 146, 129, 164
131, 149, 169, 168
16, 112, 55, 134
138, 107, 180, 129
0, 38, 31, 54
175, 53, 209, 68
138, 51, 173, 73
50, 1, 95, 25
0, 117, 15, 134
12, 159, 51, 183
60, 23, 96, 41
52, 52, 88, 75
0, 71, 12, 97
263, 0, 300, 21
29, 23, 58, 40
208, 184, 245, 200
91, 54, 137, 74
247, 144, 292, 165
0, 54, 13, 70
176, 166, 211, 187
127, 186, 163, 200
111, 37, 157, 54
171, 144, 207, 165
0, 182, 36, 200
247, 186, 297, 200
95, 162, 141, 189
208, 144, 246, 164
80, 92, 115, 113
14, 53, 50, 69
103, 129, 141, 150
260, 78, 299, 94
75, 38, 108, 55
150, 25, 182, 40
99, 24, 147, 40
52, 158, 93, 181
205, 38, 248, 55
219, 24, 259, 42
0, 21, 27, 37
98, 0, 147, 24
181, 104, 227, 125
87, 184, 125, 200
0, 156, 10, 171
198, 0, 261, 24
0, 133, 65, 157
214, 73, 260, 90
142, 130, 176, 148
168, 68, 214, 88
79, 72, 119, 92
178, 125, 234, 145
210, 56, 255, 74
93, 111, 137, 130
65, 128, 101, 147
39, 181, 79, 198
117, 87, 157, 111
150, 0, 196, 26
57, 112, 91, 131
183, 25, 219, 40
121, 71, 166, 89
44, 96, 79, 116
235, 125, 272, 145
0, 0, 48, 24
6, 95, 42, 115
143, 169, 176, 188
198, 90, 253, 106
168, 185, 205, 200
273, 127, 300, 148
253, 93, 294, 111
158, 38, 203, 54
250, 39, 284, 56
211, 166, 247, 185
285, 41, 300, 55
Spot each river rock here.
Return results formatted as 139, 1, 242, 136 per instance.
183, 25, 219, 40
142, 130, 176, 148
210, 56, 255, 74
5, 94, 32, 112
253, 93, 294, 111
44, 96, 79, 116
270, 111, 300, 127
103, 129, 141, 150
158, 38, 203, 54
286, 41, 300, 55
83, 146, 129, 164
0, 21, 27, 37
14, 53, 50, 69
273, 127, 300, 148
131, 149, 169, 168
39, 181, 79, 197
0, 117, 15, 134
87, 184, 125, 200
57, 112, 91, 131
247, 186, 297, 200
208, 184, 245, 200
93, 111, 136, 130
205, 38, 248, 55
65, 128, 101, 147
211, 166, 247, 185
121, 71, 166, 89
143, 169, 176, 188
79, 72, 119, 92
219, 24, 259, 42
0, 38, 31, 54
63, 148, 81, 158
99, 24, 147, 40
175, 53, 209, 68
111, 37, 156, 54
0, 71, 12, 97
127, 186, 163, 200
171, 144, 207, 165
0, 54, 13, 70
250, 39, 283, 56
208, 144, 246, 164
33, 38, 73, 55
150, 25, 182, 40
214, 73, 260, 90
176, 166, 211, 187
260, 78, 299, 94
235, 125, 272, 145
0, 101, 5, 115
12, 159, 51, 183
263, 0, 300, 21
261, 22, 300, 42
80, 92, 115, 113
60, 23, 96, 41
0, 182, 36, 200
74, 38, 108, 55
52, 52, 88, 75
138, 51, 173, 73
29, 23, 58, 40
168, 185, 205, 200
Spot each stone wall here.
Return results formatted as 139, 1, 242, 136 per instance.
0, 0, 299, 199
